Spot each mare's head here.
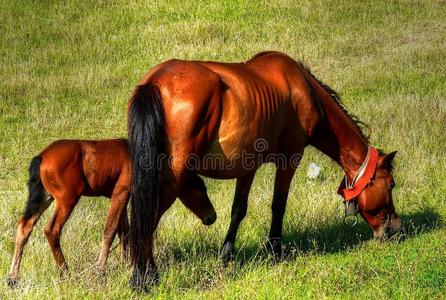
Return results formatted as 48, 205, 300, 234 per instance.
299, 61, 401, 241
356, 151, 401, 241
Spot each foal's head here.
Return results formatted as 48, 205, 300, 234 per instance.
356, 151, 401, 241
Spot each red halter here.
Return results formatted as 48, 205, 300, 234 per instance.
338, 146, 379, 201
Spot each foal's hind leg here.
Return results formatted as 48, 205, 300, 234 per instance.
221, 173, 256, 265
44, 195, 79, 276
96, 186, 129, 270
267, 167, 295, 260
7, 195, 53, 287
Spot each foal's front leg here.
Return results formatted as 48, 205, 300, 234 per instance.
116, 205, 129, 262
96, 187, 129, 270
221, 172, 256, 265
267, 167, 295, 260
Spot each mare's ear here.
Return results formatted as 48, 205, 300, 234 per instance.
380, 151, 397, 169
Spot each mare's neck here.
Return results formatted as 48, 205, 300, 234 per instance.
305, 75, 369, 181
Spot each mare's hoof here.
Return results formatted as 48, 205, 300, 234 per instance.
221, 241, 235, 266
203, 211, 217, 226
6, 277, 19, 288
267, 237, 283, 262
129, 267, 158, 292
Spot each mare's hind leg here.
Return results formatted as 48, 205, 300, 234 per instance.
7, 194, 53, 287
44, 195, 79, 276
179, 173, 217, 226
96, 186, 129, 269
221, 173, 256, 265
267, 167, 296, 260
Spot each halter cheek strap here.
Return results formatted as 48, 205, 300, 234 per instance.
337, 146, 379, 201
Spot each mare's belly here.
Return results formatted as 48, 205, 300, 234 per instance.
194, 120, 279, 179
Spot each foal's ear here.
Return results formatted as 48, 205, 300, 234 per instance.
380, 151, 397, 169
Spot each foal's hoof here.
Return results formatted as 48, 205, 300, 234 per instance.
94, 259, 109, 270
93, 263, 107, 276
267, 237, 283, 262
6, 277, 19, 288
59, 268, 69, 280
221, 241, 235, 266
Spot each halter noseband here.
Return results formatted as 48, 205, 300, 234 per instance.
338, 146, 379, 201
338, 146, 379, 225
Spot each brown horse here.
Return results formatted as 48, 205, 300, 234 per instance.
127, 51, 400, 289
7, 139, 216, 287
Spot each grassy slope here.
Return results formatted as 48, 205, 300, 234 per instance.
1, 0, 445, 298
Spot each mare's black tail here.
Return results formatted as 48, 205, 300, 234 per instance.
128, 83, 166, 284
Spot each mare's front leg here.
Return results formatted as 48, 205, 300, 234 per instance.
267, 167, 296, 260
221, 173, 256, 265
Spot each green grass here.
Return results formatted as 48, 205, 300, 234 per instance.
1, 0, 446, 298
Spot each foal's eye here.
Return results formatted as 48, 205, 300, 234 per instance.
389, 182, 395, 190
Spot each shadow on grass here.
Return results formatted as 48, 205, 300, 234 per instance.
284, 207, 443, 254
167, 207, 443, 265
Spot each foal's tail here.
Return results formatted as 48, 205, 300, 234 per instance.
128, 84, 166, 271
23, 156, 45, 219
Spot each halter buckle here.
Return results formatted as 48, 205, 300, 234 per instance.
344, 200, 358, 226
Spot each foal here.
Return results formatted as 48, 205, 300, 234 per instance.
7, 139, 216, 287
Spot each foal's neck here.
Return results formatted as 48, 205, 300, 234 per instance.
305, 76, 369, 181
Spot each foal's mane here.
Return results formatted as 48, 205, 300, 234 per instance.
298, 62, 370, 143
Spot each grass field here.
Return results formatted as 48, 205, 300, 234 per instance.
1, 0, 446, 298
